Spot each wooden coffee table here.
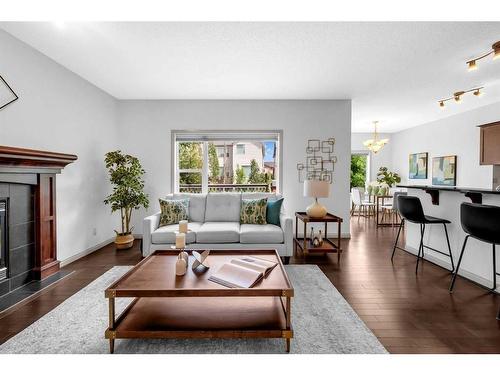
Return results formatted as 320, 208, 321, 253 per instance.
104, 249, 294, 353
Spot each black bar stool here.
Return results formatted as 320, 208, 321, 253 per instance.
449, 202, 500, 293
391, 195, 455, 274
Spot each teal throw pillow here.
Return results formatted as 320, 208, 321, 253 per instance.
266, 198, 284, 226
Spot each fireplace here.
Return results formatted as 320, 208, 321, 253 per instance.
0, 199, 7, 281
0, 145, 76, 297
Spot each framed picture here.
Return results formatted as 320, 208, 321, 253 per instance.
409, 152, 428, 179
432, 155, 457, 186
0, 75, 18, 110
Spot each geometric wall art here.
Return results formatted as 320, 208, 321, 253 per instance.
297, 138, 337, 183
0, 74, 19, 111
409, 152, 428, 179
432, 155, 457, 186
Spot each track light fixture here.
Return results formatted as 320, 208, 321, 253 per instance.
438, 87, 483, 108
466, 41, 500, 71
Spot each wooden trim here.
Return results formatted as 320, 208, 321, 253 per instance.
34, 174, 60, 279
0, 145, 77, 171
478, 120, 500, 129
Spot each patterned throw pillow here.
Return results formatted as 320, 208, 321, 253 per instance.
159, 198, 189, 227
240, 198, 268, 225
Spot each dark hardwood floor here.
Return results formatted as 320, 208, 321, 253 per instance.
0, 217, 499, 353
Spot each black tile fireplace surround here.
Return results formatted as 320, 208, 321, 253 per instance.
0, 183, 36, 298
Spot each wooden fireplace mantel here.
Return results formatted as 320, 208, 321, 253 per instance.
0, 145, 77, 280
0, 145, 77, 171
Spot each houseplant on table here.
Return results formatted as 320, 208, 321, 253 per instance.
104, 150, 149, 249
376, 167, 401, 188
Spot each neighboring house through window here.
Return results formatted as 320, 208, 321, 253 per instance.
172, 131, 281, 194
236, 144, 245, 155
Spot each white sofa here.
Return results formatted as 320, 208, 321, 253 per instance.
142, 192, 293, 262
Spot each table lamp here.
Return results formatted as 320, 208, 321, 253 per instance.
304, 179, 330, 218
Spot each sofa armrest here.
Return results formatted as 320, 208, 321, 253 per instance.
142, 212, 160, 257
280, 213, 293, 257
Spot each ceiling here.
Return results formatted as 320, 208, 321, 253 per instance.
1, 22, 500, 132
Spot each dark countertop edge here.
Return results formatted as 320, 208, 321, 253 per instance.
397, 185, 500, 195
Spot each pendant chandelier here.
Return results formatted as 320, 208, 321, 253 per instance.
363, 121, 389, 154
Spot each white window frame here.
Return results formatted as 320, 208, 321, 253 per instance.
172, 130, 283, 194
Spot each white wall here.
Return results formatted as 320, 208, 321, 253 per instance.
117, 100, 352, 237
0, 30, 118, 263
391, 102, 500, 188
351, 132, 393, 182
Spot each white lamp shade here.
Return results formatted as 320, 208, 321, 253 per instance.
303, 179, 330, 198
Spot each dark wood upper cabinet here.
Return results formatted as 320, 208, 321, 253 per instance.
479, 121, 500, 165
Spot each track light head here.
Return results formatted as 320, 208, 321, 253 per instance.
473, 88, 483, 97
439, 101, 445, 108
454, 91, 464, 102
467, 60, 477, 71
493, 41, 500, 60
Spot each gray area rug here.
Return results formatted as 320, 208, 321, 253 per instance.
0, 265, 387, 354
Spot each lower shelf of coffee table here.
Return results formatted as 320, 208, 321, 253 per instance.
106, 296, 292, 339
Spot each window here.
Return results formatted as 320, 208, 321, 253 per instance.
216, 146, 225, 158
236, 144, 245, 155
173, 131, 281, 194
351, 152, 371, 189
177, 142, 204, 193
242, 165, 251, 177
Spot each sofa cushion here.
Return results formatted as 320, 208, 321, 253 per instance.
204, 193, 241, 222
172, 193, 207, 223
240, 198, 268, 225
151, 222, 203, 244
196, 222, 240, 243
240, 224, 284, 244
159, 198, 189, 227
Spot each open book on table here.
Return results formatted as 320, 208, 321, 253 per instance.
208, 256, 278, 288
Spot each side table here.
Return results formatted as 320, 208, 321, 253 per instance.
293, 212, 343, 262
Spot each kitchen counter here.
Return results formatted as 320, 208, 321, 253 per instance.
398, 185, 500, 292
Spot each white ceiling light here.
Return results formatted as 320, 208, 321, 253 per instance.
363, 121, 389, 154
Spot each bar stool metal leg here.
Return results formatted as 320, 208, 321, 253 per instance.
449, 235, 470, 293
391, 219, 404, 262
443, 223, 455, 272
493, 244, 497, 292
416, 224, 425, 274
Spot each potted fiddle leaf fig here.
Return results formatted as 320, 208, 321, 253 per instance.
376, 166, 401, 188
104, 151, 149, 249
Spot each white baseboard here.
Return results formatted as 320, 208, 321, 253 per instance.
60, 237, 115, 268
403, 245, 497, 291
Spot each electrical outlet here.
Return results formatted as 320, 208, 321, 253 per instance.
92, 228, 97, 236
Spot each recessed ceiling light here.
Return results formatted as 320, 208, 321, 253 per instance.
54, 21, 66, 29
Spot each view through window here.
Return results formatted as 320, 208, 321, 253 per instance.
350, 152, 370, 188
173, 132, 281, 194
